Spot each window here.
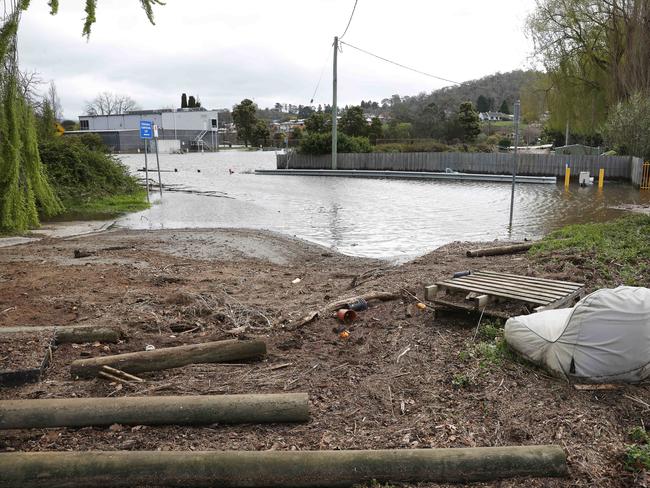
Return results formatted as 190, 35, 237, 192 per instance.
80, 120, 89, 130
211, 118, 218, 128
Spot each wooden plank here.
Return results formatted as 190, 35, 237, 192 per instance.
474, 271, 584, 288
460, 274, 577, 295
436, 281, 549, 305
439, 279, 561, 302
534, 289, 585, 312
454, 276, 566, 300
470, 273, 580, 293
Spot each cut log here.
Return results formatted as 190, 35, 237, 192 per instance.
0, 446, 567, 487
55, 327, 121, 344
70, 339, 266, 378
0, 393, 309, 429
466, 243, 533, 258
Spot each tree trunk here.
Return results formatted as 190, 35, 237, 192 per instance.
70, 340, 266, 378
466, 243, 533, 257
0, 446, 568, 487
0, 393, 308, 429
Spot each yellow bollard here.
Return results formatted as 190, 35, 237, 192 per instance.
598, 168, 604, 189
564, 165, 571, 188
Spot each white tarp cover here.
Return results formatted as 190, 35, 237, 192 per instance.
505, 286, 650, 383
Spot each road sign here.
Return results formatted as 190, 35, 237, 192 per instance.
140, 120, 153, 139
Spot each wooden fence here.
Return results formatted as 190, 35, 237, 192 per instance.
277, 153, 637, 181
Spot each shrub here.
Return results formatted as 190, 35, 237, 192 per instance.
298, 132, 372, 155
39, 136, 140, 206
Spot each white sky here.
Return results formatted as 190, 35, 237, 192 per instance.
17, 0, 537, 119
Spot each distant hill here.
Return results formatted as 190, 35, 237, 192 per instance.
384, 70, 542, 118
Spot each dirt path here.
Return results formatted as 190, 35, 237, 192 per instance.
0, 228, 648, 487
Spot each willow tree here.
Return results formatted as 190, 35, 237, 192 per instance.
527, 0, 650, 134
0, 0, 163, 232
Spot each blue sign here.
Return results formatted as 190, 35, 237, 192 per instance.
139, 120, 153, 139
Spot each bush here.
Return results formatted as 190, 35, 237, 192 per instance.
39, 136, 141, 206
298, 132, 372, 155
374, 141, 451, 153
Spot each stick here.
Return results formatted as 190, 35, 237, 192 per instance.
0, 447, 568, 487
100, 366, 144, 383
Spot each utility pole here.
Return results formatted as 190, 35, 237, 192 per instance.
331, 36, 338, 170
508, 100, 521, 230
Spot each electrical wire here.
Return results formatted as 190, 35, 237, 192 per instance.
339, 0, 358, 39
339, 40, 462, 86
310, 47, 332, 104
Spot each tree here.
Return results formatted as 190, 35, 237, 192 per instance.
367, 117, 383, 144
188, 95, 196, 108
0, 1, 163, 232
499, 100, 510, 115
604, 92, 650, 160
476, 95, 490, 113
340, 106, 367, 137
181, 93, 188, 108
46, 81, 62, 120
457, 101, 480, 143
232, 99, 258, 147
251, 120, 270, 147
305, 112, 329, 134
298, 105, 314, 119
85, 92, 139, 115
527, 0, 650, 134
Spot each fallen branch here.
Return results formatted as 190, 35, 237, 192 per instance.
288, 291, 399, 329
54, 327, 121, 344
466, 243, 533, 258
0, 446, 568, 487
70, 339, 266, 378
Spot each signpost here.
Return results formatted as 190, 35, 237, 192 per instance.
140, 121, 153, 202
153, 125, 163, 197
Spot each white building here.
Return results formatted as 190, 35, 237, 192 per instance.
75, 108, 222, 152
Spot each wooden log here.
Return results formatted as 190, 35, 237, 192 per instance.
55, 327, 121, 344
466, 243, 534, 258
0, 393, 309, 429
70, 340, 266, 378
0, 446, 567, 487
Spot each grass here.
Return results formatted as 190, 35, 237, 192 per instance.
457, 320, 518, 368
529, 214, 650, 286
52, 189, 150, 221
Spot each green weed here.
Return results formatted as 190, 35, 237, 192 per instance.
624, 444, 650, 471
629, 427, 650, 444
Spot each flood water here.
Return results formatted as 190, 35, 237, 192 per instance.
118, 151, 649, 261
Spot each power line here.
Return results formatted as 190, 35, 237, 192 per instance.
339, 0, 358, 39
310, 46, 332, 104
339, 40, 462, 86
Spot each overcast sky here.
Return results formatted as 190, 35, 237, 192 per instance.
18, 0, 537, 119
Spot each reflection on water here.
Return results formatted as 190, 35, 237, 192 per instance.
118, 152, 650, 260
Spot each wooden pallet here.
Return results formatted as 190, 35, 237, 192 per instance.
425, 270, 585, 313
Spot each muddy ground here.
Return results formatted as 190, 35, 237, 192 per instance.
0, 228, 648, 487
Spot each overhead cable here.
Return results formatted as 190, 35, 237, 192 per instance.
339, 0, 358, 39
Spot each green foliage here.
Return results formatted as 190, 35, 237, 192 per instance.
476, 95, 493, 113
181, 93, 187, 109
452, 373, 471, 388
251, 120, 270, 147
629, 427, 650, 445
499, 100, 510, 115
498, 137, 511, 148
0, 79, 62, 233
304, 112, 330, 134
232, 99, 258, 147
340, 106, 367, 137
37, 100, 57, 142
298, 132, 372, 155
624, 444, 650, 472
188, 95, 196, 108
39, 136, 141, 208
457, 101, 480, 143
529, 215, 650, 286
604, 91, 650, 159
367, 117, 383, 144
